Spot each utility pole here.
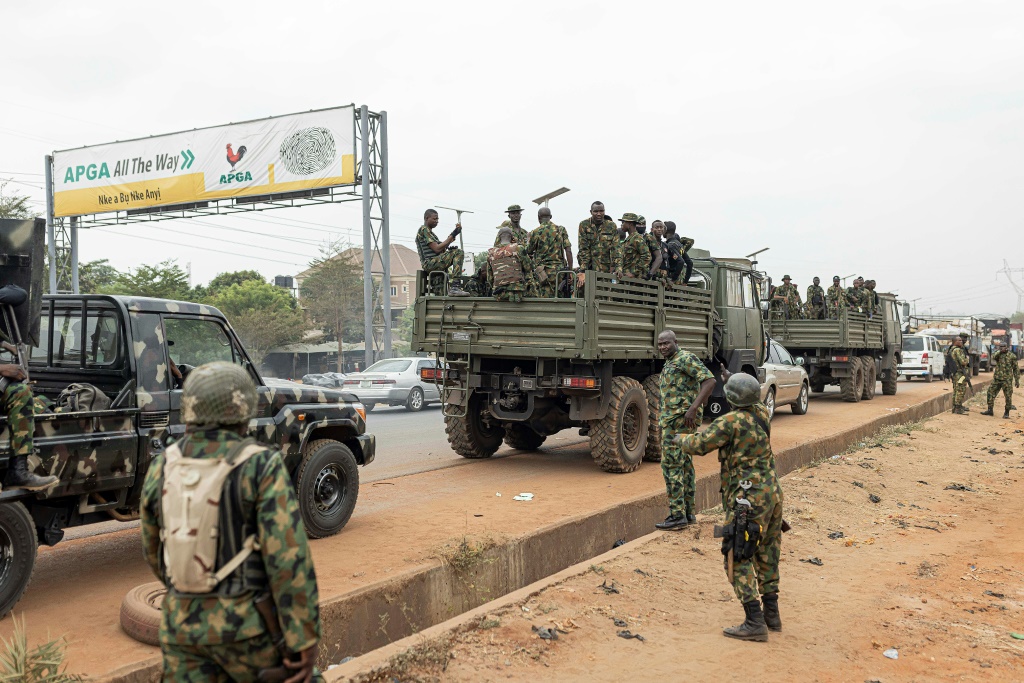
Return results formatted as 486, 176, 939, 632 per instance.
997, 260, 1024, 312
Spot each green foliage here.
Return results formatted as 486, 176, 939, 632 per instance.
78, 259, 121, 294
99, 260, 194, 300
0, 615, 82, 682
0, 181, 35, 220
206, 269, 266, 297
395, 307, 416, 344
1012, 311, 1024, 324
209, 280, 307, 366
301, 244, 365, 359
473, 251, 488, 273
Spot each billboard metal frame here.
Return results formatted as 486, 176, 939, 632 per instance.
44, 104, 392, 365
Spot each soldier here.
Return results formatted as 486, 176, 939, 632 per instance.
805, 277, 825, 320
655, 329, 716, 530
826, 276, 846, 319
981, 341, 1019, 418
678, 373, 783, 642
486, 226, 538, 302
494, 204, 530, 248
0, 365, 59, 490
140, 362, 322, 682
950, 334, 971, 414
864, 280, 880, 316
771, 275, 802, 319
663, 221, 695, 285
846, 277, 866, 313
577, 201, 622, 280
636, 216, 663, 278
620, 213, 652, 279
527, 207, 572, 298
415, 209, 468, 296
650, 220, 668, 281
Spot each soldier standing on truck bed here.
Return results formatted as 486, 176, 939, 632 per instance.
140, 362, 322, 682
577, 201, 622, 284
805, 277, 826, 320
662, 221, 694, 286
846, 277, 866, 313
981, 341, 1019, 418
636, 216, 663, 278
416, 209, 468, 296
620, 213, 652, 279
826, 276, 846, 319
771, 276, 802, 319
950, 334, 972, 414
655, 330, 716, 530
487, 226, 538, 303
864, 280, 880, 316
650, 220, 669, 282
527, 207, 572, 299
495, 205, 531, 248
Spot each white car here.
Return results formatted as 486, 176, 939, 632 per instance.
342, 357, 441, 412
761, 339, 810, 420
899, 334, 945, 382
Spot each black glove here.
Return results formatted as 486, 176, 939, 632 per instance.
450, 225, 462, 238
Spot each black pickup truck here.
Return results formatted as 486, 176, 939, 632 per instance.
0, 218, 375, 617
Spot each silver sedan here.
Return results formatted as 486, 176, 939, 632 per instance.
342, 357, 441, 412
761, 339, 810, 420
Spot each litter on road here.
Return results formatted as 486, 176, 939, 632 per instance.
883, 648, 899, 659
513, 492, 534, 501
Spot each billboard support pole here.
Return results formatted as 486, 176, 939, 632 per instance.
356, 106, 392, 367
359, 105, 374, 370
44, 156, 58, 294
70, 216, 80, 294
380, 111, 392, 358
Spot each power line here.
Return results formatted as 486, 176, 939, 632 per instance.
93, 228, 306, 267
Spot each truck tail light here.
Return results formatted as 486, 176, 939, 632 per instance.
831, 355, 849, 362
562, 377, 598, 389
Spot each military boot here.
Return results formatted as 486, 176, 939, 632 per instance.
655, 514, 689, 530
5, 455, 58, 491
723, 600, 769, 642
761, 592, 782, 632
448, 281, 470, 297
1004, 409, 1011, 419
981, 408, 995, 416
686, 507, 697, 524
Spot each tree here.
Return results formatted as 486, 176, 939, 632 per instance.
78, 259, 121, 294
395, 306, 416, 344
1012, 311, 1024, 324
99, 260, 193, 299
206, 270, 266, 296
473, 251, 488, 273
0, 181, 34, 219
301, 244, 364, 372
210, 280, 307, 367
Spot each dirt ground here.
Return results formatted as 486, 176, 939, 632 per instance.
351, 393, 1024, 683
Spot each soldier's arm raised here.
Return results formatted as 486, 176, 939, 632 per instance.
678, 415, 732, 456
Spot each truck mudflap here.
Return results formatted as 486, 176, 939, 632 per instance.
356, 434, 375, 465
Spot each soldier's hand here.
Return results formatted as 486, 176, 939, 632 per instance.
0, 364, 26, 381
451, 224, 463, 237
683, 407, 699, 429
282, 643, 318, 683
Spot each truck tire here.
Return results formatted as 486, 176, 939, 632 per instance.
503, 424, 546, 451
120, 582, 165, 646
445, 394, 503, 459
296, 439, 360, 539
810, 377, 827, 394
589, 377, 649, 473
641, 375, 662, 463
860, 358, 877, 400
881, 364, 899, 396
839, 361, 863, 403
0, 502, 36, 619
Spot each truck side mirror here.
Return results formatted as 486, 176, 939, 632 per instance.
902, 303, 910, 318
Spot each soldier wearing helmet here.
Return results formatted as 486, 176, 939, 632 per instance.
140, 362, 323, 682
678, 372, 784, 643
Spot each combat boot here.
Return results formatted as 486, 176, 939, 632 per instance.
686, 507, 697, 524
723, 600, 769, 642
981, 408, 994, 416
655, 514, 689, 530
1004, 409, 1011, 419
761, 592, 782, 632
448, 281, 470, 297
5, 455, 58, 491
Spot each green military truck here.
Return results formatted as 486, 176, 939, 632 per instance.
764, 292, 903, 401
0, 218, 375, 618
411, 249, 766, 473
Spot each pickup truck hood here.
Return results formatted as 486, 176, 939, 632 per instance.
261, 377, 361, 408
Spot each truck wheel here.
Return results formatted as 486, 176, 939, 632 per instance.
503, 424, 546, 451
589, 377, 649, 473
0, 502, 36, 619
860, 358, 877, 400
120, 582, 165, 646
296, 439, 360, 539
810, 377, 826, 394
791, 383, 809, 415
406, 387, 425, 412
641, 375, 662, 463
881, 366, 899, 396
839, 362, 863, 403
446, 394, 503, 459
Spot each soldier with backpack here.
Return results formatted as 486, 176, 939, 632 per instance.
140, 362, 322, 682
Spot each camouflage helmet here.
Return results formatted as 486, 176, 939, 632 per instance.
180, 361, 258, 426
724, 373, 761, 408
636, 215, 647, 227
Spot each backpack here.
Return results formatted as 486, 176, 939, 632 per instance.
160, 437, 265, 594
57, 383, 111, 412
488, 245, 525, 288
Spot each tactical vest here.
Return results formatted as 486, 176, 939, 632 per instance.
416, 227, 438, 263
489, 245, 525, 288
160, 436, 269, 597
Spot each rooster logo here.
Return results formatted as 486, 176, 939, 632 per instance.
226, 144, 248, 169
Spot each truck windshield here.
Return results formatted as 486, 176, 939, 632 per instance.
165, 317, 236, 367
902, 337, 924, 351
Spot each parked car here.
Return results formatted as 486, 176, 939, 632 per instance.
761, 339, 810, 419
302, 372, 347, 388
343, 357, 441, 411
899, 334, 945, 382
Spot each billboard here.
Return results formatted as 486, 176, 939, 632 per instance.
52, 106, 356, 218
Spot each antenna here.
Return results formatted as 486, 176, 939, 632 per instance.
533, 187, 571, 207
997, 259, 1024, 312
745, 247, 769, 268
436, 205, 473, 254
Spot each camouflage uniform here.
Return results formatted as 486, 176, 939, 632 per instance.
527, 220, 571, 298
1, 381, 34, 458
986, 349, 1019, 412
643, 233, 662, 277
659, 349, 714, 518
772, 283, 802, 319
416, 224, 464, 279
826, 284, 846, 319
805, 284, 826, 320
950, 346, 971, 410
141, 424, 321, 681
846, 286, 865, 313
578, 217, 622, 275
494, 220, 530, 248
486, 244, 537, 303
621, 232, 652, 279
679, 403, 782, 604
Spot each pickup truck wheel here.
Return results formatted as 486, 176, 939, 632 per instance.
881, 366, 899, 396
589, 377, 648, 473
840, 362, 863, 403
792, 383, 809, 415
296, 439, 360, 538
120, 582, 165, 646
446, 395, 502, 458
0, 502, 36, 619
503, 424, 546, 451
861, 358, 877, 400
406, 387, 425, 412
641, 375, 662, 462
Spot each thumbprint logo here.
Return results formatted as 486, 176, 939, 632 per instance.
279, 127, 337, 175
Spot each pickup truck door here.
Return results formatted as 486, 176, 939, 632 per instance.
773, 343, 799, 402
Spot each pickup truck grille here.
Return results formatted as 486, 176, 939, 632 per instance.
139, 411, 169, 429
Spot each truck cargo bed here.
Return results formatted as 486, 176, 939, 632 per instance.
766, 311, 883, 350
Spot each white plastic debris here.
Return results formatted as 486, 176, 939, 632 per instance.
496, 493, 501, 497
513, 492, 535, 501
883, 648, 899, 660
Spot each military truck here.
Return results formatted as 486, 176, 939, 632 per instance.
764, 292, 903, 402
411, 249, 766, 473
0, 218, 375, 618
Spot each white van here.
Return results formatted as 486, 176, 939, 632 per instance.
899, 334, 945, 381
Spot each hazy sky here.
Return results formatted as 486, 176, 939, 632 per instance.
4, 0, 1023, 315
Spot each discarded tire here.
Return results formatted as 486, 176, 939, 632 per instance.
120, 582, 166, 646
